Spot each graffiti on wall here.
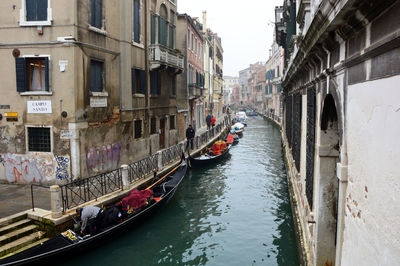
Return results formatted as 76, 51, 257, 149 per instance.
86, 143, 121, 173
55, 156, 71, 181
3, 153, 70, 184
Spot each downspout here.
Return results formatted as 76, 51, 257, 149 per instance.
144, 0, 149, 133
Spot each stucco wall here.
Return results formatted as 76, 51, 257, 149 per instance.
341, 75, 400, 265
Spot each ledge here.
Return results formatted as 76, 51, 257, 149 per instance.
20, 91, 53, 96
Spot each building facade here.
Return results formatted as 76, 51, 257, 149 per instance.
176, 13, 205, 132
277, 0, 400, 265
0, 0, 184, 184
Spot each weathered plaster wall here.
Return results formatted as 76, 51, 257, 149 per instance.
341, 75, 400, 265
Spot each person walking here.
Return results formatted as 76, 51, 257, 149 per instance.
211, 116, 216, 128
186, 124, 195, 150
206, 114, 212, 130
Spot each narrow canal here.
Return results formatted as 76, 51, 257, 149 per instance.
64, 116, 299, 266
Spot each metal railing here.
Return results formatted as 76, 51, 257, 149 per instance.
30, 184, 50, 212
60, 168, 122, 212
162, 143, 183, 166
53, 115, 230, 212
127, 154, 158, 183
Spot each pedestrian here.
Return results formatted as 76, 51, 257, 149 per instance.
211, 116, 216, 128
185, 124, 195, 150
76, 205, 103, 236
206, 114, 212, 130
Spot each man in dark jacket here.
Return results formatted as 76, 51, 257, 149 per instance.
186, 124, 195, 150
206, 114, 212, 130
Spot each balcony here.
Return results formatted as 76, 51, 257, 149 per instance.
188, 84, 205, 99
149, 44, 184, 71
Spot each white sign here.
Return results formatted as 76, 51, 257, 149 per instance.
90, 97, 107, 108
59, 60, 68, 72
60, 130, 76, 140
27, 100, 52, 114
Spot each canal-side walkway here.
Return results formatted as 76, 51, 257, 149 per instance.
0, 115, 230, 221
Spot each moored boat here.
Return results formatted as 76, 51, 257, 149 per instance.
0, 156, 188, 266
188, 140, 231, 168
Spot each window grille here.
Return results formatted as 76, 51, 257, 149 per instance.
150, 117, 157, 134
170, 115, 176, 130
292, 92, 302, 172
28, 127, 51, 152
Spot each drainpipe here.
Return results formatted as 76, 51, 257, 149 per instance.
144, 0, 149, 137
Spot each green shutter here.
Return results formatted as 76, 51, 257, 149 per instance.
158, 17, 167, 46
169, 26, 174, 49
44, 57, 50, 91
131, 68, 136, 94
133, 0, 140, 43
139, 70, 146, 94
15, 58, 26, 92
150, 15, 155, 44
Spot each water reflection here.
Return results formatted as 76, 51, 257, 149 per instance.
63, 116, 299, 266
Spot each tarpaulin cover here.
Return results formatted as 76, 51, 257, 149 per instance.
122, 189, 153, 211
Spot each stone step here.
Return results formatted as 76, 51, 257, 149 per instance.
0, 219, 33, 236
0, 237, 49, 260
0, 213, 27, 228
0, 231, 45, 258
0, 225, 38, 246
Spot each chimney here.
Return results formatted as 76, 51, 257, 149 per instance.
202, 11, 207, 33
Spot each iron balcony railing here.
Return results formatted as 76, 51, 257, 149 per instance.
149, 44, 184, 70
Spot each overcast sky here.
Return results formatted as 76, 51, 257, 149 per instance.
178, 0, 283, 77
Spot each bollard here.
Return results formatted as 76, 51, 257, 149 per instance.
121, 165, 130, 190
50, 185, 62, 219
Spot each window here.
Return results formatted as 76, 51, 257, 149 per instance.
150, 117, 157, 134
170, 75, 176, 96
150, 71, 161, 95
90, 60, 103, 92
169, 115, 175, 130
133, 0, 140, 43
158, 17, 168, 46
134, 120, 142, 139
91, 0, 103, 29
195, 38, 197, 54
150, 14, 156, 44
20, 0, 52, 26
159, 5, 168, 46
191, 33, 194, 50
15, 57, 50, 92
132, 68, 146, 94
28, 127, 51, 152
169, 25, 174, 49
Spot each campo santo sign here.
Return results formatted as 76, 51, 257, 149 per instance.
27, 100, 52, 114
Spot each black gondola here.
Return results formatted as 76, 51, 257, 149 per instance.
188, 143, 231, 168
0, 156, 188, 266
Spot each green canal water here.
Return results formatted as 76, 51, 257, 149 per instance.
63, 117, 299, 266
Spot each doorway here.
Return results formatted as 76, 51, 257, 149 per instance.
159, 118, 166, 149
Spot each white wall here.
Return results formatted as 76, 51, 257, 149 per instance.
341, 75, 400, 265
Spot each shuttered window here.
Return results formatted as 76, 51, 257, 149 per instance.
169, 26, 174, 49
132, 68, 146, 94
150, 71, 161, 95
26, 0, 48, 21
150, 15, 156, 44
90, 60, 103, 92
91, 0, 103, 29
15, 57, 49, 92
134, 120, 142, 139
158, 17, 168, 46
133, 0, 140, 43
